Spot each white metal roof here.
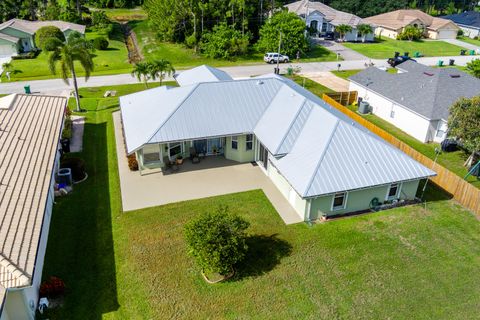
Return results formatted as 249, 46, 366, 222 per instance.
174, 65, 233, 87
120, 68, 435, 198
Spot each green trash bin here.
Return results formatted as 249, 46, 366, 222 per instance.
470, 50, 476, 55
24, 85, 31, 94
437, 60, 444, 67
413, 51, 420, 58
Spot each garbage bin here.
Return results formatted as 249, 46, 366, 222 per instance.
449, 59, 455, 66
469, 49, 476, 55
274, 67, 280, 75
413, 51, 420, 58
404, 52, 409, 57
437, 60, 444, 67
24, 85, 31, 94
460, 49, 466, 56
60, 138, 70, 153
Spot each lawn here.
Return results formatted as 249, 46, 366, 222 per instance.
347, 105, 480, 189
457, 36, 480, 47
343, 37, 467, 59
91, 7, 147, 21
287, 74, 334, 96
1, 23, 131, 82
131, 19, 338, 68
40, 82, 480, 319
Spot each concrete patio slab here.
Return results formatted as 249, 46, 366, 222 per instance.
112, 111, 304, 225
70, 115, 84, 153
302, 71, 350, 91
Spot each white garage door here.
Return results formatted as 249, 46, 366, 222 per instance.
0, 44, 15, 56
437, 30, 458, 39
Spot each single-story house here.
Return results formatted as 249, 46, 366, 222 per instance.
285, 0, 375, 42
364, 9, 460, 40
442, 11, 480, 39
0, 94, 66, 319
0, 19, 86, 56
349, 60, 480, 143
120, 65, 435, 221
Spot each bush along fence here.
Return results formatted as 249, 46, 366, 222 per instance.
322, 94, 480, 216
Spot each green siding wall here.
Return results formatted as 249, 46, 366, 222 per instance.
225, 135, 255, 163
308, 180, 420, 219
1, 28, 34, 50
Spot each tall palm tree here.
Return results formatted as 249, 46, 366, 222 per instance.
131, 62, 151, 88
48, 32, 94, 112
335, 24, 353, 42
357, 24, 373, 43
149, 59, 175, 86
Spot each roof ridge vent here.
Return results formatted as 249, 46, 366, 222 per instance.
450, 74, 460, 78
423, 72, 434, 76
256, 80, 264, 85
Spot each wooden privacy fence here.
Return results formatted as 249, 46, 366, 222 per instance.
322, 94, 480, 216
324, 91, 358, 106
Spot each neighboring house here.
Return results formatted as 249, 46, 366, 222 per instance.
284, 0, 375, 42
442, 11, 480, 39
120, 65, 435, 221
349, 61, 480, 143
0, 19, 86, 56
364, 9, 459, 40
0, 94, 66, 319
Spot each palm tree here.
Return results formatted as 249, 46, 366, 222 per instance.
48, 32, 94, 112
149, 59, 175, 86
131, 62, 151, 88
357, 24, 373, 43
335, 24, 353, 42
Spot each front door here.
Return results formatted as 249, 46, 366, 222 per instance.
207, 138, 223, 155
258, 143, 268, 170
193, 139, 207, 154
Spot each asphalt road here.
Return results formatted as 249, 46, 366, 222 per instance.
0, 55, 477, 95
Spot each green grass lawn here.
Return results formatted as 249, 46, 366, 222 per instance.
40, 82, 480, 318
343, 38, 467, 59
287, 74, 334, 96
347, 105, 480, 189
457, 36, 480, 47
131, 20, 338, 68
2, 24, 131, 82
91, 7, 147, 21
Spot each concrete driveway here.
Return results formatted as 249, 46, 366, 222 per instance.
315, 39, 369, 61
112, 111, 303, 225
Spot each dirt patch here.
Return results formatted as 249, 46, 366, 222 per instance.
120, 22, 143, 64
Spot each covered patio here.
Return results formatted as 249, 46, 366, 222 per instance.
113, 111, 303, 225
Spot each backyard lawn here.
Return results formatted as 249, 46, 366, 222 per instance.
130, 20, 338, 68
39, 82, 480, 319
342, 37, 467, 59
1, 24, 131, 81
458, 36, 480, 47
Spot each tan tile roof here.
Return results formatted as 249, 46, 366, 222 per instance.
285, 0, 364, 26
364, 9, 458, 31
0, 19, 86, 35
0, 94, 65, 308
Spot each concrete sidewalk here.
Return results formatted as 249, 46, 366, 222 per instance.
443, 38, 480, 51
112, 111, 304, 225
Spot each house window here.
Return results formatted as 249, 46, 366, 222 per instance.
168, 142, 182, 158
246, 134, 253, 151
231, 136, 238, 150
332, 192, 347, 210
143, 144, 161, 163
386, 183, 400, 200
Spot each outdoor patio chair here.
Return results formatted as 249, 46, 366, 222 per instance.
189, 147, 200, 164
163, 156, 179, 173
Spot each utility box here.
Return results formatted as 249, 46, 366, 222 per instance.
358, 101, 370, 114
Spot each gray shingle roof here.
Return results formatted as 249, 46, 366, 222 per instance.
285, 0, 364, 26
349, 61, 480, 120
121, 68, 435, 198
442, 11, 480, 29
0, 19, 85, 34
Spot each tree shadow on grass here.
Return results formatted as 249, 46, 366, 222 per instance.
234, 234, 292, 280
417, 180, 453, 202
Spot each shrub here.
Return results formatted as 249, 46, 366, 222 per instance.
397, 25, 423, 41
60, 157, 86, 182
184, 206, 250, 275
92, 36, 109, 50
457, 29, 464, 37
127, 154, 139, 171
35, 26, 65, 51
61, 117, 73, 139
39, 276, 65, 297
185, 33, 197, 49
11, 49, 40, 60
200, 23, 250, 59
91, 10, 110, 29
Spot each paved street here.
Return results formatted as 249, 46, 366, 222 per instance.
0, 55, 478, 94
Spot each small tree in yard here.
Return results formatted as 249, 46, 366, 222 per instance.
201, 23, 250, 59
397, 25, 423, 41
257, 11, 308, 57
448, 96, 480, 158
335, 24, 353, 42
357, 24, 373, 42
148, 59, 175, 86
466, 59, 480, 78
184, 206, 250, 278
35, 26, 65, 51
131, 62, 151, 88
